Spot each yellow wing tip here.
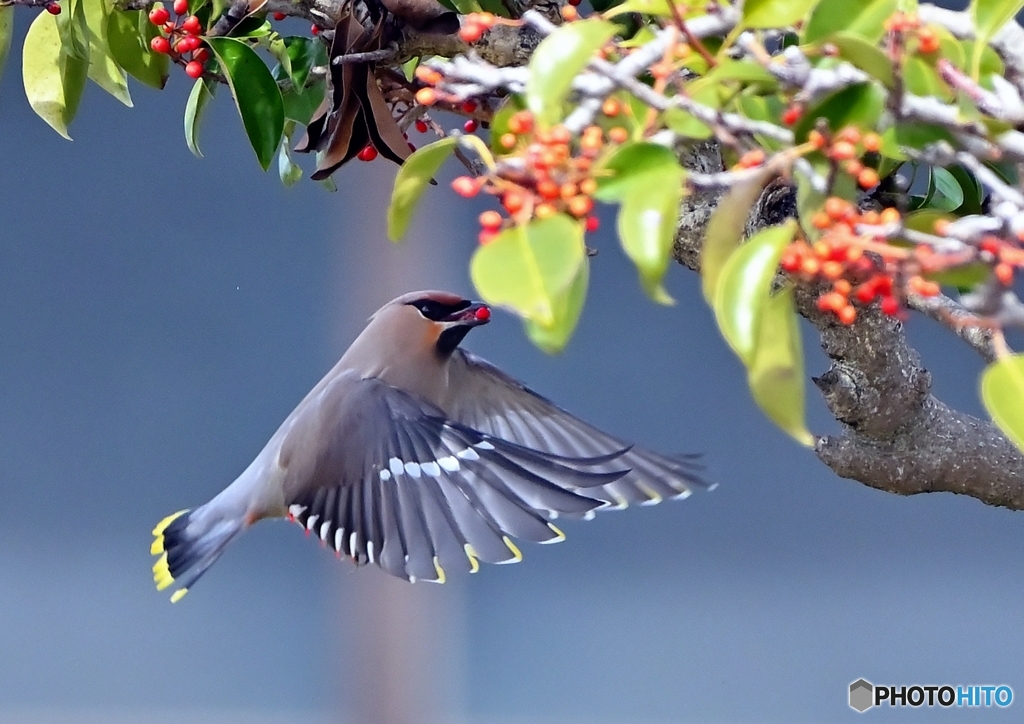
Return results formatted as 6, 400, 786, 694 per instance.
152, 509, 189, 537
548, 523, 565, 542
153, 552, 175, 590
432, 556, 447, 584
464, 544, 480, 573
170, 588, 188, 603
502, 536, 523, 563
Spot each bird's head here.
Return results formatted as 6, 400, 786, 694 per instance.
375, 290, 491, 357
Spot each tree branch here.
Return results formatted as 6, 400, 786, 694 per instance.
670, 144, 1024, 511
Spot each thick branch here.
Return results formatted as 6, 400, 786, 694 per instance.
670, 144, 1024, 510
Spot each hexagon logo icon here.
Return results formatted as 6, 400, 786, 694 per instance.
850, 679, 874, 712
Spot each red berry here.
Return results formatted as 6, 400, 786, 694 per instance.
192, 47, 209, 63
149, 5, 169, 24
459, 22, 483, 43
162, 21, 176, 33
568, 0, 581, 5
782, 105, 802, 125
172, 0, 187, 14
585, 216, 600, 232
357, 145, 378, 162
150, 36, 171, 54
273, 11, 286, 20
452, 176, 480, 198
185, 60, 204, 78
311, 24, 320, 34
45, 2, 61, 13
415, 120, 429, 133
479, 210, 503, 230
464, 119, 478, 133
462, 100, 477, 113
880, 296, 899, 316
182, 15, 201, 33
474, 306, 491, 321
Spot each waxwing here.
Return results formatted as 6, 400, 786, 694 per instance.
152, 291, 709, 601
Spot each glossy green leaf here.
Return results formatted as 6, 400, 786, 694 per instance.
702, 58, 777, 86
929, 167, 965, 212
281, 80, 324, 125
84, 0, 131, 106
617, 166, 684, 304
107, 9, 168, 89
947, 164, 985, 214
271, 35, 321, 91
387, 137, 457, 241
278, 120, 303, 187
803, 0, 895, 43
828, 33, 893, 87
525, 256, 589, 353
207, 36, 284, 171
794, 82, 885, 140
904, 56, 950, 100
527, 19, 618, 127
0, 6, 13, 85
748, 286, 813, 446
713, 221, 798, 364
971, 0, 1024, 46
702, 164, 775, 303
184, 76, 216, 158
603, 0, 674, 16
742, 0, 815, 28
61, 0, 91, 61
981, 353, 1024, 453
471, 214, 585, 327
594, 141, 680, 202
22, 11, 88, 139
663, 82, 719, 139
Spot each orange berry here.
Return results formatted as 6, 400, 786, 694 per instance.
479, 210, 503, 230
800, 257, 821, 276
508, 111, 534, 135
879, 207, 901, 225
817, 292, 846, 313
996, 262, 1014, 286
549, 126, 571, 145
837, 127, 861, 145
568, 195, 593, 217
837, 305, 857, 325
535, 203, 557, 219
808, 130, 826, 149
560, 4, 577, 20
503, 190, 525, 214
559, 183, 578, 200
830, 140, 858, 161
415, 88, 437, 106
821, 260, 844, 279
933, 218, 951, 236
608, 127, 629, 144
824, 197, 851, 221
739, 149, 766, 168
602, 98, 621, 117
459, 22, 483, 43
862, 133, 882, 153
477, 11, 496, 26
674, 43, 691, 58
452, 176, 480, 197
812, 211, 831, 229
415, 66, 442, 85
499, 133, 517, 150
537, 180, 560, 200
918, 28, 940, 54
857, 168, 880, 189
834, 279, 852, 296
579, 178, 597, 195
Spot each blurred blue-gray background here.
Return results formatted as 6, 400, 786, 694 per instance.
3, 1, 1024, 721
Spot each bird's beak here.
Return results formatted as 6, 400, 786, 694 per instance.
443, 302, 491, 326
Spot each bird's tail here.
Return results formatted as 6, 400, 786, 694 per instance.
151, 506, 243, 602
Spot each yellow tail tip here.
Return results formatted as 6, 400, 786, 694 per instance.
153, 553, 175, 591
151, 509, 189, 556
170, 588, 188, 603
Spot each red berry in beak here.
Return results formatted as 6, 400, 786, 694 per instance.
475, 306, 490, 322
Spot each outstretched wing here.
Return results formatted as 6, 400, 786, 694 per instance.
278, 373, 627, 582
444, 350, 710, 509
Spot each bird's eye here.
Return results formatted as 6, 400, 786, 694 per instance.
408, 298, 470, 321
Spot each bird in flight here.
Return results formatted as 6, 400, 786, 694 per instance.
152, 291, 709, 601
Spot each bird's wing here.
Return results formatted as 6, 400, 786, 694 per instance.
445, 350, 710, 509
279, 374, 623, 582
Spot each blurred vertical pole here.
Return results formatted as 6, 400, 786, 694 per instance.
328, 162, 468, 724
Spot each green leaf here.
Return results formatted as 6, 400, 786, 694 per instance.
525, 256, 589, 353
713, 221, 798, 364
278, 120, 303, 187
22, 11, 88, 139
828, 33, 893, 87
748, 285, 813, 446
0, 6, 13, 85
282, 80, 324, 125
904, 56, 950, 100
471, 214, 585, 327
794, 82, 885, 141
617, 165, 684, 304
702, 164, 775, 302
84, 0, 131, 106
929, 167, 965, 212
207, 36, 284, 171
593, 141, 680, 202
184, 76, 216, 158
527, 19, 618, 127
107, 9, 168, 89
61, 0, 91, 61
742, 0, 816, 28
803, 0, 895, 43
387, 137, 457, 241
946, 164, 985, 214
270, 35, 321, 91
971, 0, 1024, 46
701, 58, 777, 87
602, 0, 675, 17
662, 82, 719, 139
981, 353, 1024, 453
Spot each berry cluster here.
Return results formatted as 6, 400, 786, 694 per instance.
148, 0, 207, 79
447, 108, 634, 244
807, 126, 882, 190
782, 201, 941, 324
